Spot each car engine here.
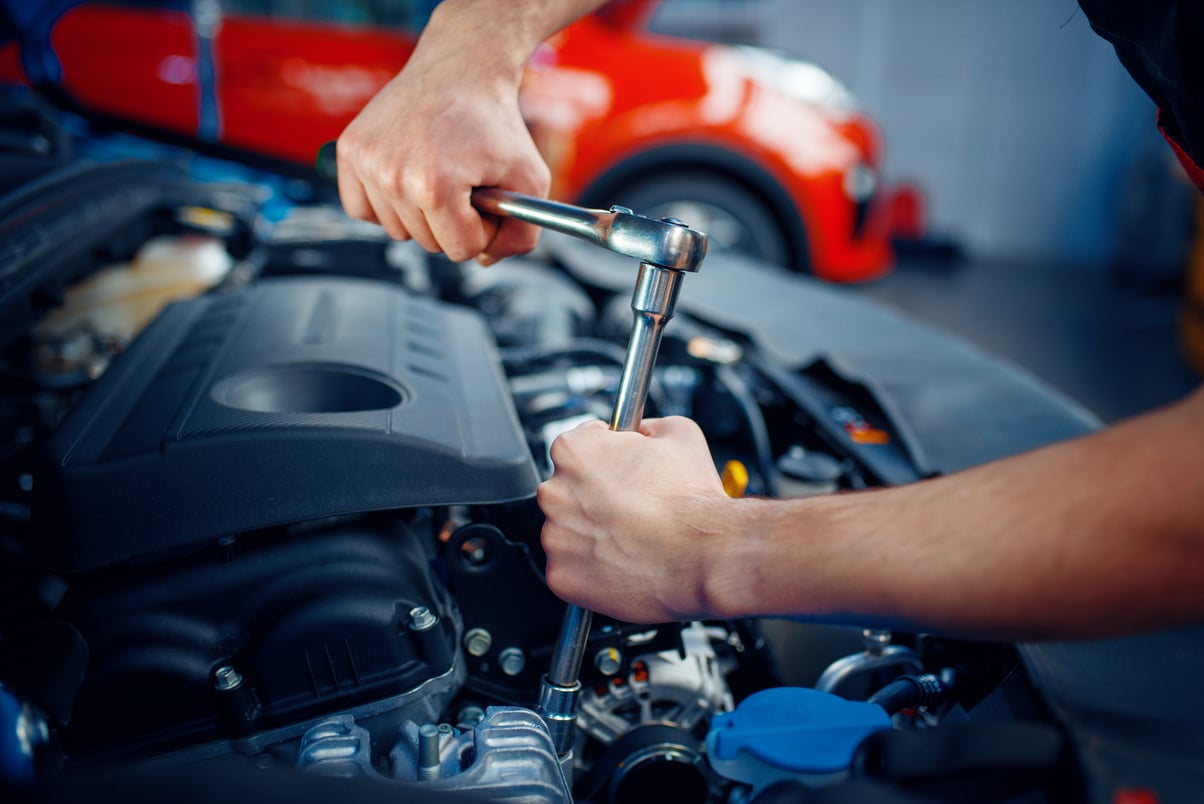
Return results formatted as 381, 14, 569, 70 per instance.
0, 103, 1158, 804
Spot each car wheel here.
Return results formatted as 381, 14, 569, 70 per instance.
612, 172, 802, 270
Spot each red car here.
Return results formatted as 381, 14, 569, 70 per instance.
0, 0, 908, 281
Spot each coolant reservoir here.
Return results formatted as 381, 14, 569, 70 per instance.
34, 234, 232, 345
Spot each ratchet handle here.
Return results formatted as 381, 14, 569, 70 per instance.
471, 188, 610, 245
316, 141, 706, 270
472, 187, 706, 272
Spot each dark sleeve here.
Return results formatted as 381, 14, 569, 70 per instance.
1078, 0, 1204, 185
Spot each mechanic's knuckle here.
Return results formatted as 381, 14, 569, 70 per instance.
536, 480, 561, 509
334, 131, 357, 162
547, 434, 573, 465
376, 164, 405, 195
406, 174, 448, 209
530, 162, 552, 194
445, 240, 478, 264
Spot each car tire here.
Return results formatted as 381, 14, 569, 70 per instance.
612, 172, 803, 270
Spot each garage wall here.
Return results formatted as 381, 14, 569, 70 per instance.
652, 0, 1180, 265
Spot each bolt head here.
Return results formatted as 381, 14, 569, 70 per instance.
456, 705, 486, 728
863, 629, 892, 653
213, 665, 243, 691
594, 647, 622, 676
459, 536, 491, 566
464, 627, 493, 657
409, 606, 438, 632
498, 647, 526, 676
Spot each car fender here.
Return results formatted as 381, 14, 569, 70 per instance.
571, 140, 812, 269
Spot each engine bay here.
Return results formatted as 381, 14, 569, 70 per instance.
1, 102, 1201, 804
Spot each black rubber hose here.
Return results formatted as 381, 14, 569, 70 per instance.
868, 674, 948, 715
715, 363, 781, 497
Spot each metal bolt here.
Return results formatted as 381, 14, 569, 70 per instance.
456, 705, 485, 729
417, 723, 441, 781
464, 628, 493, 657
594, 647, 623, 676
609, 205, 633, 215
459, 537, 490, 565
213, 665, 243, 691
862, 629, 892, 655
409, 606, 438, 632
498, 647, 526, 676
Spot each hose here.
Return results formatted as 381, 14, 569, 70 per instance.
714, 363, 781, 497
867, 674, 948, 715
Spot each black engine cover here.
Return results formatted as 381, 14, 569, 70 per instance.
54, 518, 458, 756
36, 276, 539, 571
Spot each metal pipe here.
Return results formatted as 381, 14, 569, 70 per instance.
547, 604, 594, 687
815, 630, 925, 696
610, 264, 684, 431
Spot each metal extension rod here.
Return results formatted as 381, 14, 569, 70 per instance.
471, 188, 707, 756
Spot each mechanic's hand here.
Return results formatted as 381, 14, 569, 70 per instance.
336, 13, 550, 265
537, 416, 739, 623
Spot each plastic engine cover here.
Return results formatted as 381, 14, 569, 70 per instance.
54, 523, 461, 755
36, 276, 539, 571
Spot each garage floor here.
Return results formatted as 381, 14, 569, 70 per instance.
848, 255, 1201, 423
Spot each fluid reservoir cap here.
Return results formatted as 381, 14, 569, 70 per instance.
706, 687, 890, 778
777, 447, 843, 484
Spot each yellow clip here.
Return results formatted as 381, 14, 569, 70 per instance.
721, 460, 749, 498
176, 206, 235, 234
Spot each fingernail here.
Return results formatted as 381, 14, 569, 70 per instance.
476, 253, 498, 267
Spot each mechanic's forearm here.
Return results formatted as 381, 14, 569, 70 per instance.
707, 387, 1204, 640
419, 0, 608, 82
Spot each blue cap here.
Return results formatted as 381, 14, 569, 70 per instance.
708, 687, 891, 775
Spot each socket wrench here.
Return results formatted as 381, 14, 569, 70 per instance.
472, 188, 707, 755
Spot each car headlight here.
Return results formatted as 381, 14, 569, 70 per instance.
843, 162, 878, 202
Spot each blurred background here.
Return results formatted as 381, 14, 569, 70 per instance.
3, 0, 1200, 421
652, 0, 1202, 422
